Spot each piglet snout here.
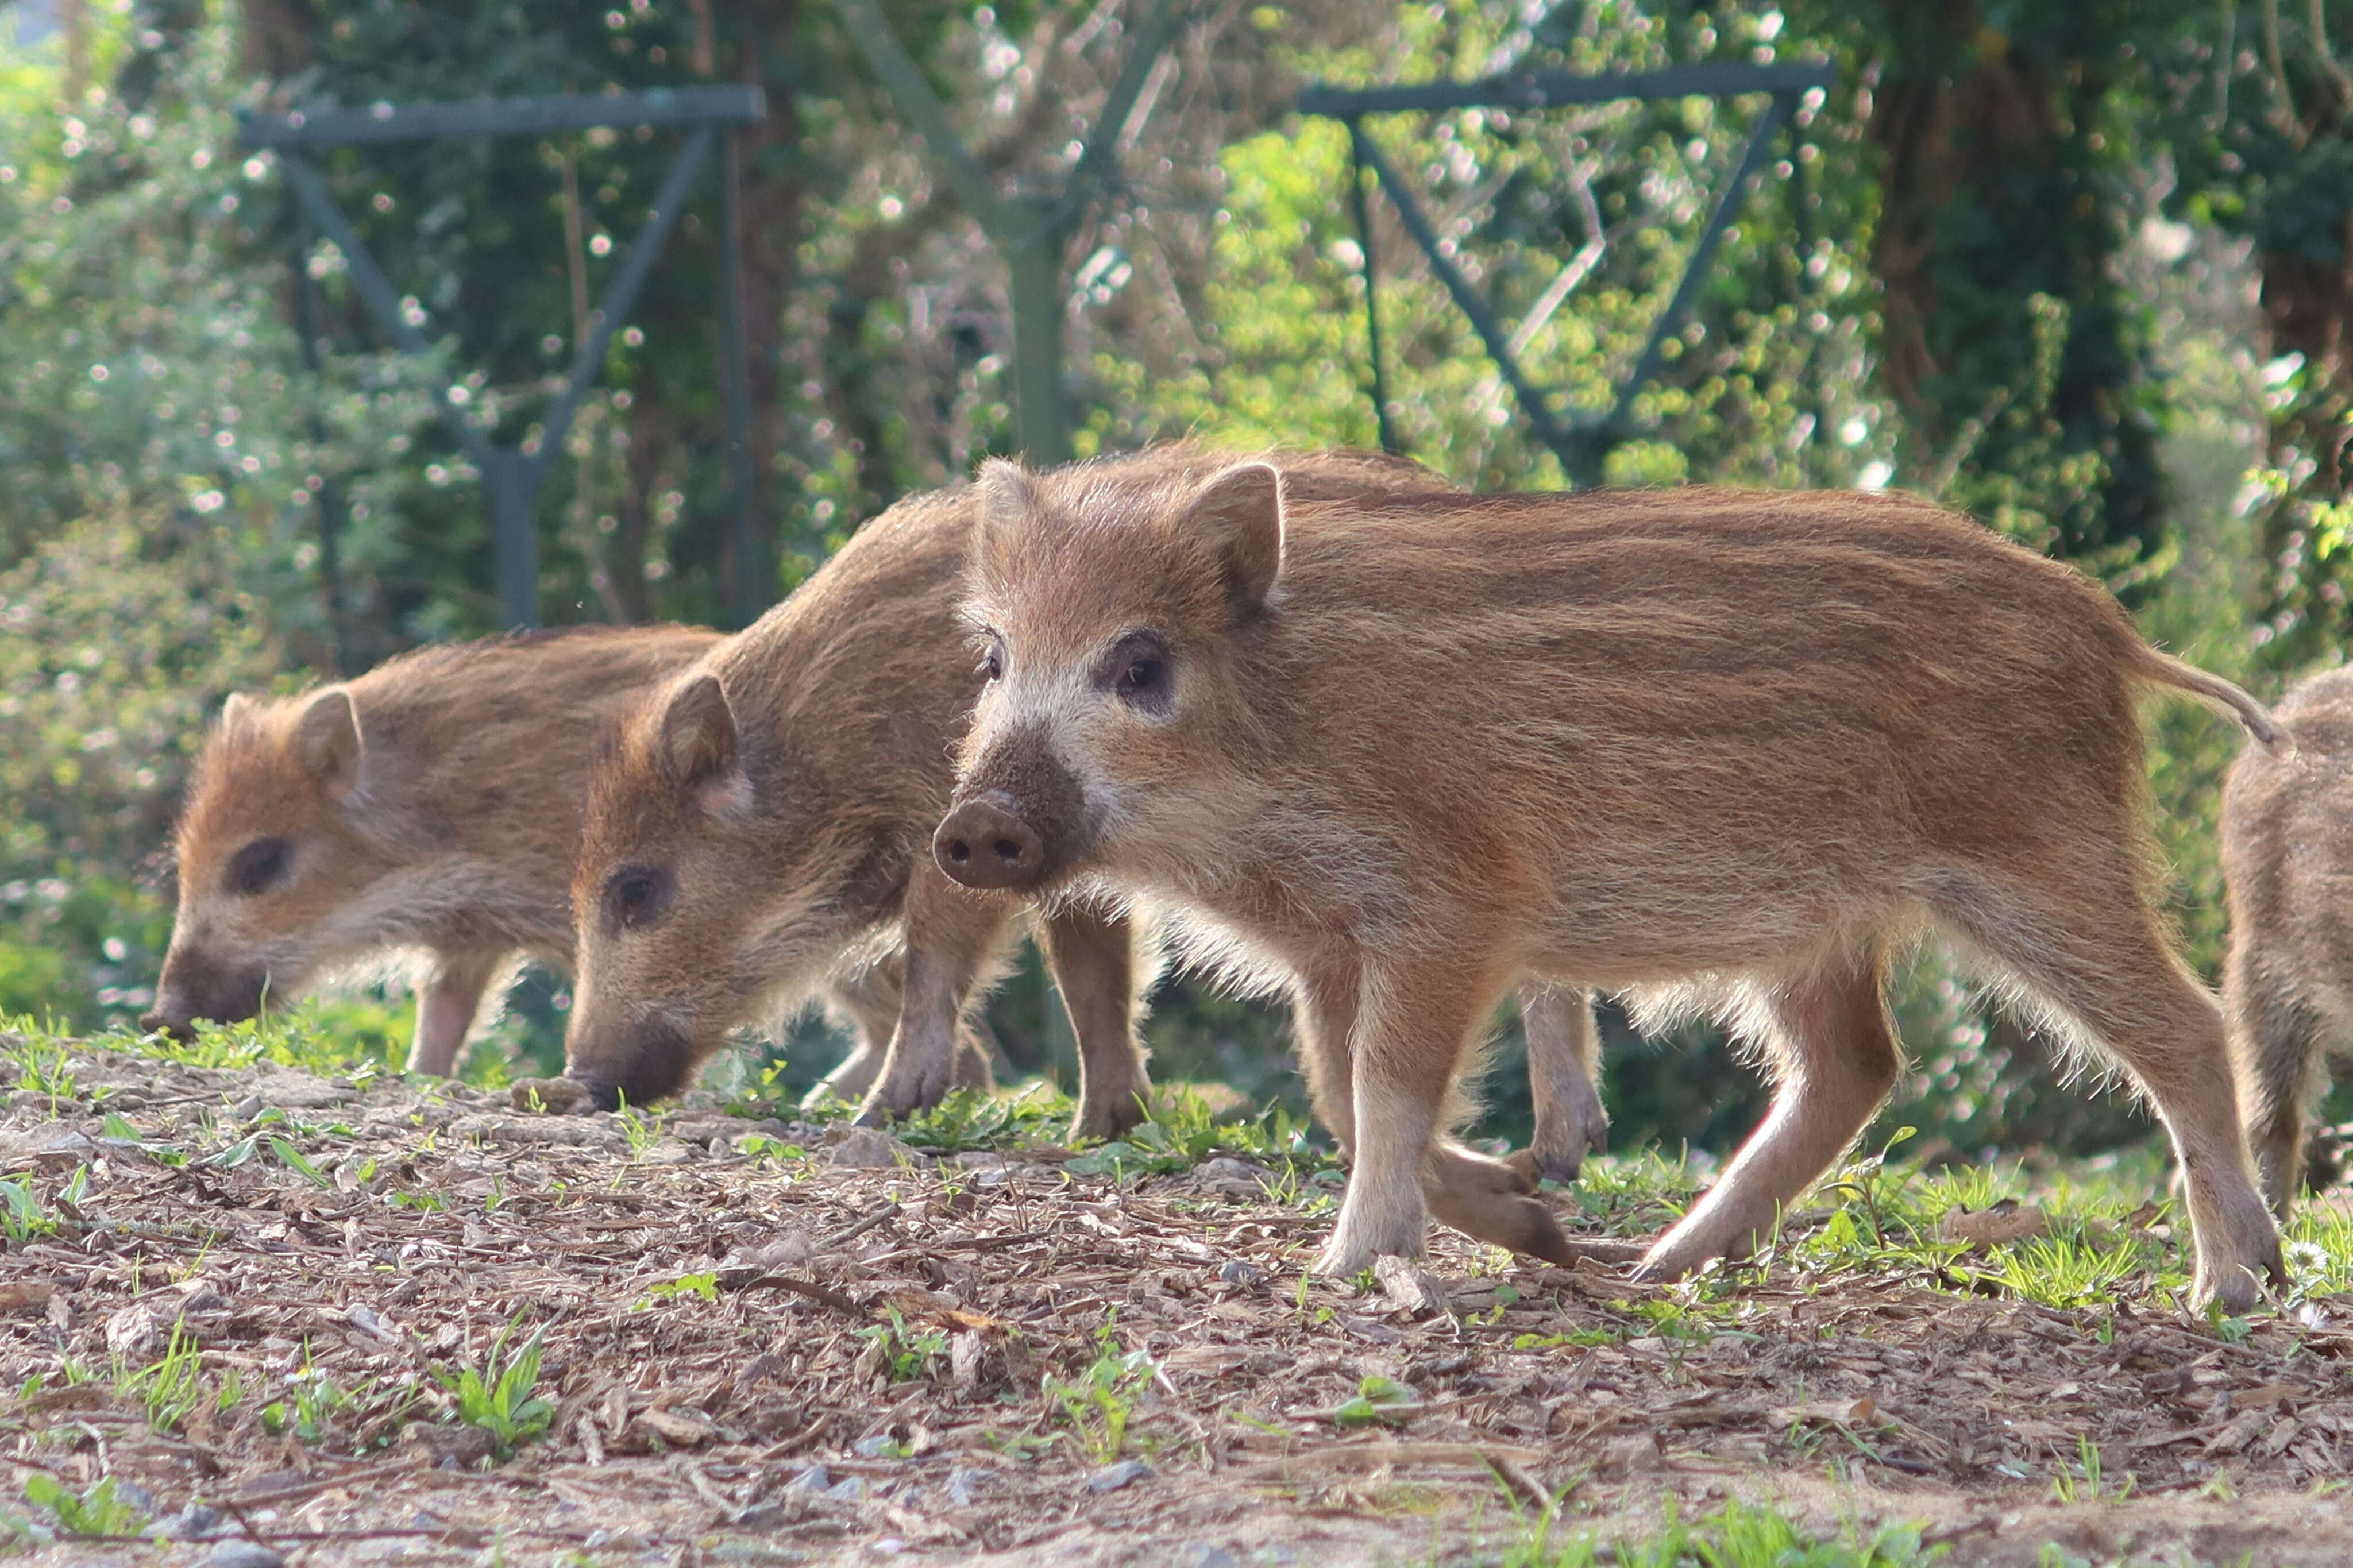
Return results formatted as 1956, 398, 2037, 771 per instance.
934, 792, 1046, 891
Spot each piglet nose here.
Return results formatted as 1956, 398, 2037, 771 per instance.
934, 792, 1045, 891
138, 1006, 192, 1041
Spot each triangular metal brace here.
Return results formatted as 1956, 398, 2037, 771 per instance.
1303, 61, 1833, 486
242, 86, 765, 627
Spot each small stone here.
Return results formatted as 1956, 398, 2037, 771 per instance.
945, 1467, 987, 1507
105, 1302, 164, 1361
824, 1477, 865, 1503
249, 1070, 353, 1110
780, 1465, 831, 1495
1086, 1459, 1153, 1493
853, 1434, 899, 1458
508, 1076, 596, 1115
1216, 1259, 1268, 1293
157, 1503, 224, 1540
1374, 1253, 1446, 1315
826, 1126, 920, 1170
0, 1277, 56, 1312
396, 1422, 498, 1467
209, 1541, 286, 1568
638, 1407, 716, 1447
1175, 1547, 1240, 1568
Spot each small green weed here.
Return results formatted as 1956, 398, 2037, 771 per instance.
1988, 1233, 2147, 1312
2049, 1435, 2135, 1503
18, 1474, 147, 1540
614, 1100, 661, 1163
9, 1036, 83, 1114
1331, 1374, 1420, 1428
163, 997, 403, 1080
639, 1270, 720, 1307
1042, 1321, 1157, 1462
857, 1306, 950, 1382
434, 1320, 555, 1453
121, 1322, 206, 1432
261, 1361, 356, 1442
0, 1175, 59, 1243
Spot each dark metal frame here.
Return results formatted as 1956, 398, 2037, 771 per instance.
835, 0, 1180, 466
240, 85, 767, 629
1299, 61, 1834, 485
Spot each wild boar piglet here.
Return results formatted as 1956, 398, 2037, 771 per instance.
145, 627, 716, 1073
558, 477, 1171, 1132
936, 458, 2285, 1311
2221, 666, 2353, 1215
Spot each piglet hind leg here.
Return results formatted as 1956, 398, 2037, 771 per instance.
1039, 903, 1152, 1141
1944, 866, 2282, 1314
1635, 952, 1900, 1284
854, 866, 1012, 1124
2224, 953, 2331, 1219
407, 949, 511, 1077
1515, 982, 1608, 1184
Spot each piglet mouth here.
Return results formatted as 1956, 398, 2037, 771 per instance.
561, 1014, 701, 1111
141, 960, 272, 1037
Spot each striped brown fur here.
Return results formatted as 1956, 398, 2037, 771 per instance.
2221, 666, 2353, 1214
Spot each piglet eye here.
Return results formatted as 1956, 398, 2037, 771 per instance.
1117, 656, 1163, 696
605, 866, 673, 932
224, 837, 291, 898
982, 647, 1003, 682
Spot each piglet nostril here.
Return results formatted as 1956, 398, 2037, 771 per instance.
947, 839, 973, 865
992, 837, 1023, 864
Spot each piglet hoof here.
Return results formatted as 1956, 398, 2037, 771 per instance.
1070, 1091, 1147, 1144
1510, 1199, 1577, 1266
1312, 1237, 1382, 1279
2194, 1265, 2266, 1318
2192, 1234, 2285, 1318
510, 1076, 595, 1116
1503, 1149, 1552, 1189
1627, 1233, 1722, 1285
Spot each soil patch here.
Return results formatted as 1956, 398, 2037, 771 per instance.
5, 1046, 2352, 1565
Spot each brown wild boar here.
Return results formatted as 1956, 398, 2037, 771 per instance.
2221, 665, 2353, 1215
143, 628, 720, 1075
935, 459, 2286, 1310
558, 446, 1610, 1149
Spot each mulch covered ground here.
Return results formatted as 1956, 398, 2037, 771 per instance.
6, 1042, 2353, 1566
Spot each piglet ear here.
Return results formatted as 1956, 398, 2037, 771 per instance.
1181, 461, 1284, 616
974, 458, 1039, 575
219, 692, 256, 728
295, 688, 365, 802
659, 674, 743, 805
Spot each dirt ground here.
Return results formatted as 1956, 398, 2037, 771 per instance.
6, 1044, 2353, 1567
